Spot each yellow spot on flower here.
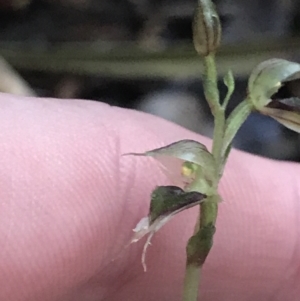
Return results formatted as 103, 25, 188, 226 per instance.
181, 162, 198, 177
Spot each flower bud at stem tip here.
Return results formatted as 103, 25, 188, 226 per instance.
193, 0, 221, 56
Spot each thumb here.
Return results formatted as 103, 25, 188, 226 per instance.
0, 94, 299, 301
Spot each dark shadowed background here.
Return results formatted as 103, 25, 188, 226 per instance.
1, 0, 300, 160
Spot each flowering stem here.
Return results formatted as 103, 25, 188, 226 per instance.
183, 53, 224, 301
183, 264, 201, 301
203, 54, 226, 178
203, 54, 220, 116
182, 1, 255, 299
183, 198, 217, 301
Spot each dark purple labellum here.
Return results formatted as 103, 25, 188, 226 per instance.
149, 185, 207, 224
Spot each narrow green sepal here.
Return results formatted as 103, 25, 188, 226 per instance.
125, 139, 216, 183
261, 97, 300, 133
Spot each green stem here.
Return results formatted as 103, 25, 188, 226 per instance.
182, 53, 224, 301
183, 204, 217, 301
211, 108, 225, 182
199, 200, 218, 228
183, 265, 201, 301
203, 54, 220, 116
203, 53, 226, 178
183, 206, 216, 301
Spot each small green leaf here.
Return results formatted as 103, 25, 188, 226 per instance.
131, 185, 207, 271
145, 140, 214, 169
222, 69, 235, 108
125, 140, 216, 183
248, 59, 300, 109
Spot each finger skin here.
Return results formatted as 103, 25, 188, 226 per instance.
0, 93, 299, 301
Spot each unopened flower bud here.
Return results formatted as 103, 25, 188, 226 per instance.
193, 0, 221, 56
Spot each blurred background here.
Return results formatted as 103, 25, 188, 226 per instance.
1, 0, 300, 160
